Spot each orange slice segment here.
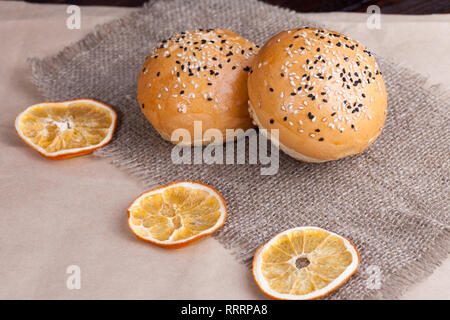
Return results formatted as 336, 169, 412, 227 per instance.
127, 181, 227, 248
15, 99, 117, 159
253, 226, 359, 300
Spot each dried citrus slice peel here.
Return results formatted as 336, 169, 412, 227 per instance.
253, 226, 359, 300
128, 181, 227, 249
15, 99, 117, 160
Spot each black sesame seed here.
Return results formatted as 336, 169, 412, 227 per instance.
141, 104, 145, 109
269, 88, 274, 92
319, 138, 324, 141
283, 116, 287, 121
156, 72, 160, 77
315, 129, 320, 132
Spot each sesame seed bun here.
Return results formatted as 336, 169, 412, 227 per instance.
137, 29, 258, 145
248, 28, 387, 162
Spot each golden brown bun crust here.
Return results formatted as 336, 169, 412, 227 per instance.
137, 29, 258, 145
248, 28, 387, 161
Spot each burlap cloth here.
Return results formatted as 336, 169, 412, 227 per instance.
29, 0, 449, 299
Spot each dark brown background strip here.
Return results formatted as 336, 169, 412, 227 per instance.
20, 0, 450, 14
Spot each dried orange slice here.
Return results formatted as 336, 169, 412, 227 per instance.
15, 99, 117, 160
128, 181, 227, 249
253, 226, 359, 300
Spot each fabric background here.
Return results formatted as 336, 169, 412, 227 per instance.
27, 0, 449, 299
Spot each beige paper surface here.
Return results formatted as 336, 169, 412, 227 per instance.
0, 1, 448, 299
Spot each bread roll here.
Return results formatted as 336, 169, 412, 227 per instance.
248, 27, 387, 162
137, 29, 258, 145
